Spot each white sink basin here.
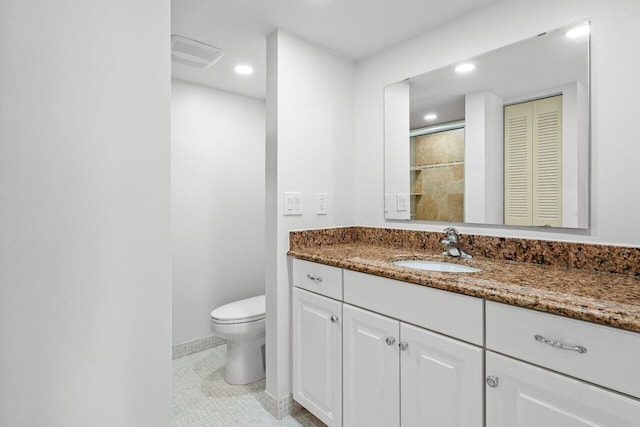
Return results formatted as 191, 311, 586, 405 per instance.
393, 260, 480, 273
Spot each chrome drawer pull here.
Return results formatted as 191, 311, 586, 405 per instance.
534, 334, 587, 354
398, 341, 409, 351
306, 274, 323, 283
385, 337, 396, 346
330, 315, 339, 323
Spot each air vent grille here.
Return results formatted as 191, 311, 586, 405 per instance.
171, 34, 224, 69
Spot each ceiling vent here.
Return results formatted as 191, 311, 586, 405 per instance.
171, 34, 224, 69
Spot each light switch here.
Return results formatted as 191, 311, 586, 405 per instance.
284, 192, 302, 215
316, 193, 327, 215
397, 194, 409, 211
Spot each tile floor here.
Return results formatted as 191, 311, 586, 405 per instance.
173, 345, 326, 427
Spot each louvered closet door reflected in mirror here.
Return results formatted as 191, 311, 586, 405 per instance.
504, 95, 562, 227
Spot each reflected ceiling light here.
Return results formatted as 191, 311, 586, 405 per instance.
234, 64, 254, 75
424, 114, 438, 121
455, 63, 475, 73
566, 23, 590, 38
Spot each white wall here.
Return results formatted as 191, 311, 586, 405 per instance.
0, 1, 171, 426
356, 0, 640, 245
384, 82, 411, 220
464, 91, 504, 224
171, 80, 266, 346
266, 30, 355, 400
563, 82, 589, 228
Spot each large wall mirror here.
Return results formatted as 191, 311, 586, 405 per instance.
384, 21, 590, 229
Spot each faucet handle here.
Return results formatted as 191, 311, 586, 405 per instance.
443, 227, 460, 238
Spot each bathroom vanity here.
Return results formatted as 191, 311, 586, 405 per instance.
289, 228, 640, 427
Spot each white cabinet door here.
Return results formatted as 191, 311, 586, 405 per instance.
292, 288, 342, 427
486, 351, 640, 427
343, 304, 400, 427
400, 323, 483, 427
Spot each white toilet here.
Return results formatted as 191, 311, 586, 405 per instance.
210, 295, 266, 385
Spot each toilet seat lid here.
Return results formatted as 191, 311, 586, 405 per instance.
210, 295, 265, 323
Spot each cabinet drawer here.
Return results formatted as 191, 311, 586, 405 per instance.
343, 270, 483, 345
486, 301, 640, 398
292, 259, 343, 300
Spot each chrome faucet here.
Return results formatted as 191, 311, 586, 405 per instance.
441, 227, 472, 259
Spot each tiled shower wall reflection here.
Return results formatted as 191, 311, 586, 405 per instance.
411, 128, 464, 221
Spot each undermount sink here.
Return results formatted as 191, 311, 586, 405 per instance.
393, 260, 481, 273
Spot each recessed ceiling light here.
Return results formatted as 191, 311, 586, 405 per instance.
424, 114, 437, 121
234, 64, 254, 75
566, 23, 590, 38
455, 63, 475, 73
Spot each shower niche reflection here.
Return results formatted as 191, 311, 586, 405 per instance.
410, 125, 465, 221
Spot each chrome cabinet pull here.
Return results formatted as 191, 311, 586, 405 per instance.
330, 315, 339, 323
306, 274, 323, 283
385, 337, 396, 346
398, 341, 408, 351
486, 376, 499, 388
534, 334, 587, 354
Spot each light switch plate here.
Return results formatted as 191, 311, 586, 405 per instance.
284, 192, 302, 215
316, 193, 327, 215
397, 194, 409, 211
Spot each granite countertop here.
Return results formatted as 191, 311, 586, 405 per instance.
288, 243, 640, 333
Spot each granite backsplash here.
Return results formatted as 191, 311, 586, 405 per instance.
290, 226, 640, 277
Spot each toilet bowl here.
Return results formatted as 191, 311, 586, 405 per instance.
210, 295, 265, 385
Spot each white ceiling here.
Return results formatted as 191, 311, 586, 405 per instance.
171, 0, 498, 99
408, 22, 590, 129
